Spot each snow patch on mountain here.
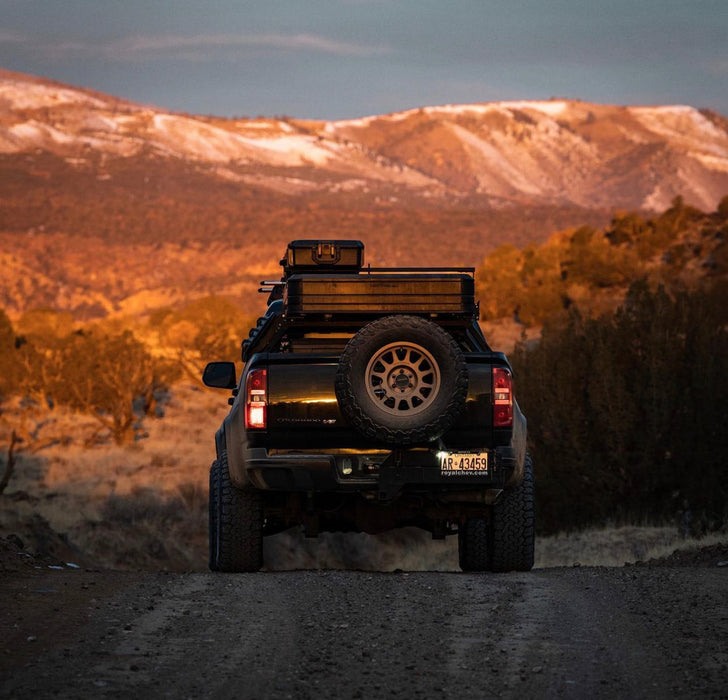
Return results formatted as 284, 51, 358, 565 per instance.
630, 106, 728, 155
333, 100, 572, 128
1, 71, 728, 211
243, 134, 336, 166
429, 100, 570, 118
450, 123, 544, 196
150, 114, 253, 162
694, 153, 728, 172
0, 79, 108, 111
9, 120, 77, 147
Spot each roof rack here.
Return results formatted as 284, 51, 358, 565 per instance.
361, 266, 475, 275
258, 281, 284, 293
259, 267, 475, 293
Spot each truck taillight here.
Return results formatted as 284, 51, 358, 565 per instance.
493, 367, 513, 428
245, 369, 267, 429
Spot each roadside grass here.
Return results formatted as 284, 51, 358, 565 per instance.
3, 383, 725, 572
263, 525, 728, 572
535, 526, 728, 568
74, 482, 207, 572
0, 383, 221, 570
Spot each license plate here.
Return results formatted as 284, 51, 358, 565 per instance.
440, 452, 489, 475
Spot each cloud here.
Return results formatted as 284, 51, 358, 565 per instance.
48, 32, 390, 61
706, 58, 728, 77
0, 29, 27, 44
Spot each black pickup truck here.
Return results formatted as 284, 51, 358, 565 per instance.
203, 240, 533, 572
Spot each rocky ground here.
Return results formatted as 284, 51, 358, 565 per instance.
1, 538, 727, 699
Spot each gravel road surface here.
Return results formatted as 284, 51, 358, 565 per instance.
2, 565, 726, 699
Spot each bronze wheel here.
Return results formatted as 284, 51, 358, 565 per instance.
365, 341, 441, 416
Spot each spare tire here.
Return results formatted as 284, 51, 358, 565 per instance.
335, 315, 468, 445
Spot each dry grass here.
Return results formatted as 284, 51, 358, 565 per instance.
535, 525, 728, 568
74, 482, 208, 572
264, 525, 728, 572
0, 382, 224, 569
2, 382, 725, 572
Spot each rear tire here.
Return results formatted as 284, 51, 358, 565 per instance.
489, 454, 535, 572
208, 460, 220, 571
458, 518, 489, 572
215, 450, 264, 573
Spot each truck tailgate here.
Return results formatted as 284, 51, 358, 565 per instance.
261, 355, 496, 449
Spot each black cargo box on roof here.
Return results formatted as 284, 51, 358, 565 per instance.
284, 269, 476, 318
282, 240, 364, 275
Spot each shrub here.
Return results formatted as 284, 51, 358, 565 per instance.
54, 330, 171, 444
512, 281, 728, 533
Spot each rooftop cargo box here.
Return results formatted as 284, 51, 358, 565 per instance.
281, 240, 364, 275
284, 270, 476, 317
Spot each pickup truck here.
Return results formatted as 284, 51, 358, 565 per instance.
203, 240, 533, 573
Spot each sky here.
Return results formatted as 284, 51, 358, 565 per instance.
1, 0, 727, 120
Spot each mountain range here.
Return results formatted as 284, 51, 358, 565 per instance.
1, 68, 727, 319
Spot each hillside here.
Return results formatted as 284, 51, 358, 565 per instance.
477, 197, 728, 328
1, 69, 728, 319
326, 102, 728, 211
3, 69, 728, 211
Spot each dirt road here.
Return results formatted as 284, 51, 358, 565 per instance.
2, 564, 726, 699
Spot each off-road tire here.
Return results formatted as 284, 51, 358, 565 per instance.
458, 517, 489, 572
489, 454, 535, 572
215, 450, 264, 573
335, 315, 468, 445
208, 460, 220, 571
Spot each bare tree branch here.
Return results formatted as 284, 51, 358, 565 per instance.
0, 430, 19, 495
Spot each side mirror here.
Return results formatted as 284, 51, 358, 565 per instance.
202, 362, 237, 390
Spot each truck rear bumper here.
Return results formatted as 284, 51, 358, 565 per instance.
242, 446, 517, 499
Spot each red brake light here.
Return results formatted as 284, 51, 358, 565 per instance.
493, 367, 513, 428
245, 368, 267, 429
